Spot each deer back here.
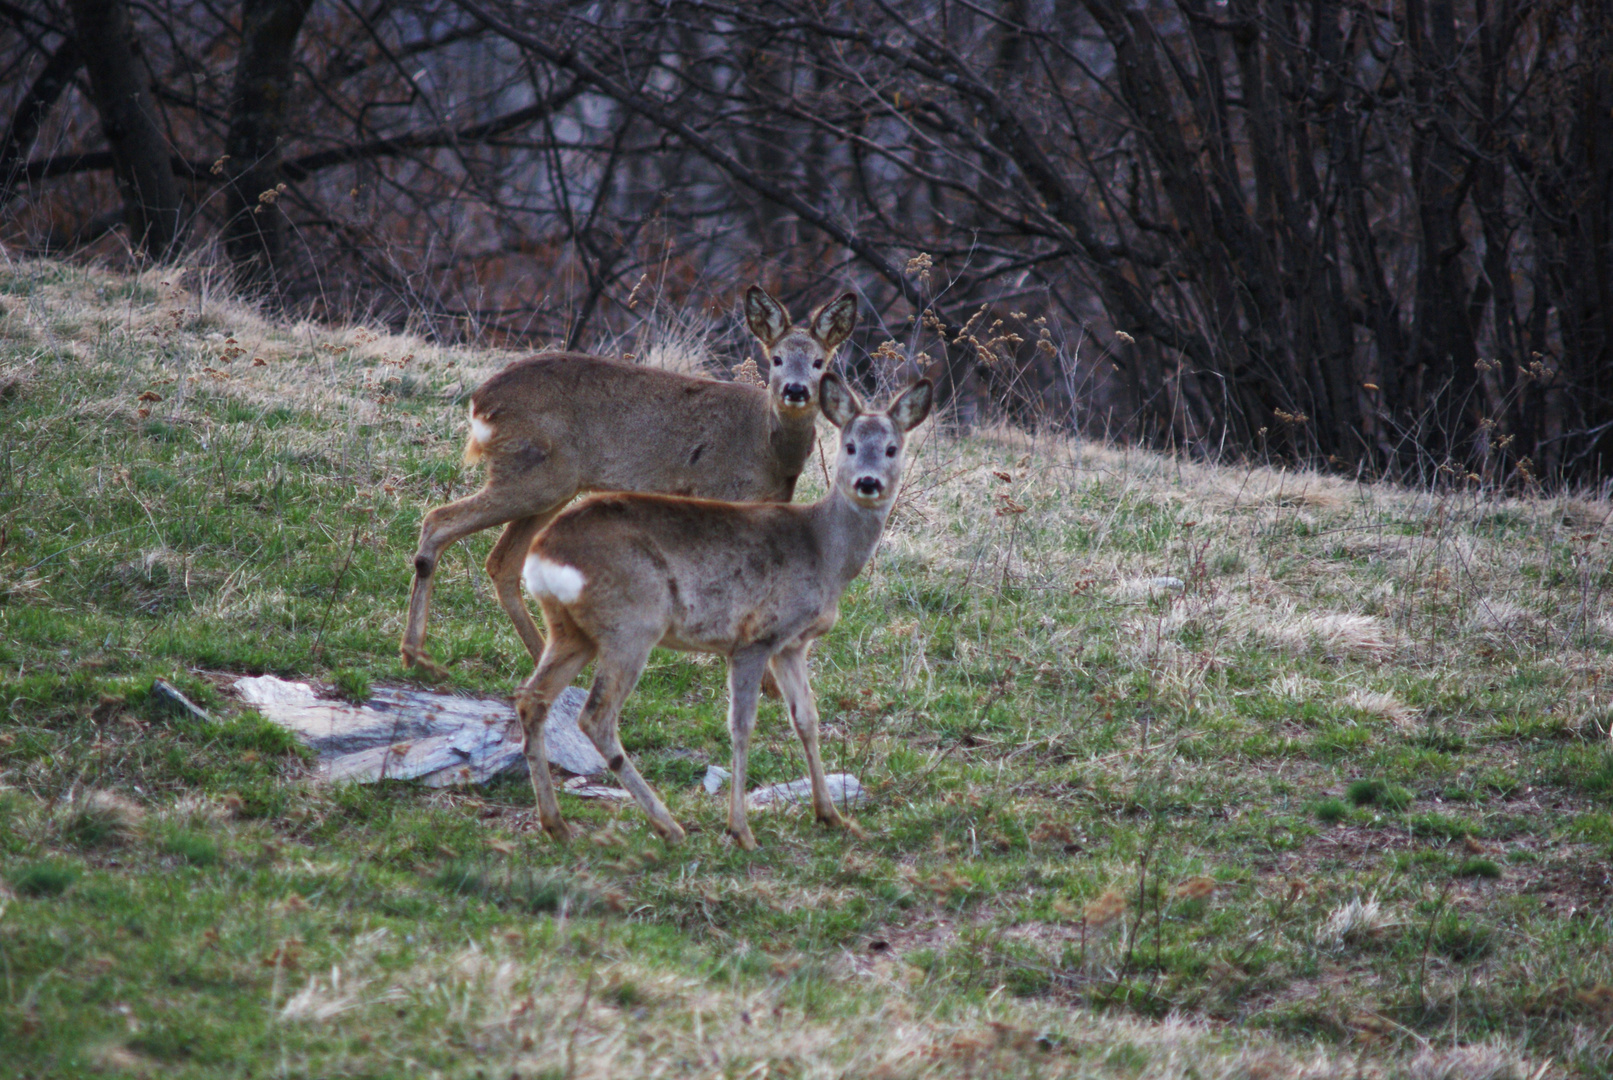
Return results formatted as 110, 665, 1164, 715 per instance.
468, 353, 810, 502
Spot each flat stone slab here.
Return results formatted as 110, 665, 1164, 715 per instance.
562, 775, 633, 801
698, 767, 866, 809
233, 675, 607, 785
750, 773, 866, 810
232, 675, 868, 807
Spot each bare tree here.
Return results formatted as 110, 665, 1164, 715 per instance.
0, 22, 78, 208
64, 0, 182, 258
222, 0, 316, 297
4, 0, 1612, 486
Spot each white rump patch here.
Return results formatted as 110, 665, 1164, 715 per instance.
523, 555, 586, 603
468, 405, 493, 447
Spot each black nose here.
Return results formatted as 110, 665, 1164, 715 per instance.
854, 477, 883, 497
781, 383, 810, 405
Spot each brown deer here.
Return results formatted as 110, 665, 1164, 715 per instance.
515, 374, 933, 849
400, 286, 857, 672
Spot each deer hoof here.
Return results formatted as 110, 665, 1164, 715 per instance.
727, 826, 758, 851
542, 818, 579, 842
401, 650, 451, 678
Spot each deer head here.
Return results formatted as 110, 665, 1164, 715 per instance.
820, 373, 934, 508
745, 285, 857, 413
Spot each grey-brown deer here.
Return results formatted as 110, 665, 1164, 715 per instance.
400, 286, 857, 672
516, 374, 933, 849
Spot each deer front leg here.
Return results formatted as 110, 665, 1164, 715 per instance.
516, 617, 595, 841
725, 647, 771, 851
769, 645, 852, 832
579, 644, 685, 845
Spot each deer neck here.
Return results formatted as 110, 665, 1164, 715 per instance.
806, 485, 892, 589
767, 400, 817, 475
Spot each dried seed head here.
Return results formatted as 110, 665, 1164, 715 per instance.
1082, 889, 1128, 927
1173, 875, 1218, 901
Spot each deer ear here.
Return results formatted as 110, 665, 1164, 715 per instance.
888, 379, 934, 432
745, 286, 789, 346
819, 373, 860, 428
809, 292, 858, 351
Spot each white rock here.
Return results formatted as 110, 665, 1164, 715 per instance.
562, 776, 633, 801
748, 773, 865, 809
233, 675, 606, 783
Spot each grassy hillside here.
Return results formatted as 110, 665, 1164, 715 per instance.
1, 256, 1611, 1078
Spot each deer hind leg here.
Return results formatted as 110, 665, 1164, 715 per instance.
515, 606, 595, 841
403, 463, 576, 669
578, 640, 685, 844
769, 645, 853, 833
486, 509, 561, 664
402, 487, 524, 668
724, 646, 772, 851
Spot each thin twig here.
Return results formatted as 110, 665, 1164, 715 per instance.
310, 525, 362, 661
564, 967, 597, 1079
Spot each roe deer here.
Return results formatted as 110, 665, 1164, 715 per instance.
400, 286, 858, 672
516, 374, 934, 849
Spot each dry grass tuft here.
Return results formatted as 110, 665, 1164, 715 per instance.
0, 360, 33, 400
1557, 498, 1611, 533
1271, 612, 1395, 659
84, 789, 145, 827
1317, 894, 1393, 948
90, 1044, 158, 1076
279, 929, 402, 1022
270, 937, 1407, 1080
639, 337, 715, 377
1271, 673, 1320, 701
61, 789, 146, 847
164, 794, 239, 826
1467, 597, 1536, 635
1405, 1041, 1533, 1080
1343, 690, 1417, 729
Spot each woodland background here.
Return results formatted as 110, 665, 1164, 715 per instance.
2, 0, 1611, 487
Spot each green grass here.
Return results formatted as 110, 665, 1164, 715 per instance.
1345, 778, 1415, 811
2, 258, 1611, 1077
9, 860, 79, 898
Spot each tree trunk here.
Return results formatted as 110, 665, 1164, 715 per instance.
222, 0, 315, 298
65, 0, 182, 259
1404, 0, 1481, 471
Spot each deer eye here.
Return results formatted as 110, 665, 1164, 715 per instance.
813, 358, 823, 369
885, 445, 897, 457
845, 442, 856, 455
